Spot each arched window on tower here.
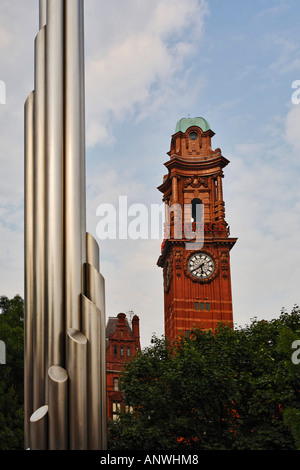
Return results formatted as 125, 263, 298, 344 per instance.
191, 198, 203, 223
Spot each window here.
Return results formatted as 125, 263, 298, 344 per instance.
113, 345, 117, 356
196, 301, 211, 312
191, 198, 203, 223
112, 402, 121, 412
112, 402, 121, 421
113, 377, 119, 391
120, 346, 124, 357
189, 131, 198, 141
185, 330, 190, 338
127, 347, 131, 357
125, 405, 133, 413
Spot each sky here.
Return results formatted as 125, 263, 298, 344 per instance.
0, 0, 300, 348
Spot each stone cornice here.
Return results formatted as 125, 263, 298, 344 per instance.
157, 237, 237, 267
157, 154, 230, 193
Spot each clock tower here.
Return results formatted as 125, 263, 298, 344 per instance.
157, 117, 237, 341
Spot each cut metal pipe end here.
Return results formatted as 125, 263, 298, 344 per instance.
30, 405, 48, 450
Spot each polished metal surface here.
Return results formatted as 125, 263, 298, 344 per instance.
48, 366, 68, 450
98, 274, 107, 450
33, 25, 46, 411
30, 405, 48, 450
83, 234, 107, 449
86, 232, 100, 273
45, 0, 64, 371
24, 91, 35, 450
85, 263, 107, 449
24, 0, 107, 450
65, 0, 86, 332
81, 295, 102, 449
39, 0, 47, 28
67, 329, 88, 450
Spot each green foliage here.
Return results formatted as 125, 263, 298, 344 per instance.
0, 295, 24, 450
283, 407, 300, 450
1, 294, 300, 451
108, 307, 300, 451
276, 310, 300, 449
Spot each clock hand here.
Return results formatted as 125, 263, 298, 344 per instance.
192, 263, 204, 274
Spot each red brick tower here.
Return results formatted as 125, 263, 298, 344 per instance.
157, 117, 237, 342
106, 313, 140, 420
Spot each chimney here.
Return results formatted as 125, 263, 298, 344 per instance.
132, 315, 140, 342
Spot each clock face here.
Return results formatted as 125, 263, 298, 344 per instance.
188, 253, 215, 279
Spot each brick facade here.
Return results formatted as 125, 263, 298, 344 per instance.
157, 118, 237, 341
106, 313, 140, 421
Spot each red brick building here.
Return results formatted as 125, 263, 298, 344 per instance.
106, 313, 140, 421
157, 117, 237, 341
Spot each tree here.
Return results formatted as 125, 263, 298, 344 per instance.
108, 308, 300, 451
0, 295, 24, 450
276, 310, 300, 449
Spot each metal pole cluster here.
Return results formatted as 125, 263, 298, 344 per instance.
24, 0, 107, 450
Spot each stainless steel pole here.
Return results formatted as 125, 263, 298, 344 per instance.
25, 0, 107, 450
48, 366, 68, 450
46, 0, 65, 370
98, 274, 107, 450
24, 91, 35, 450
33, 25, 46, 411
67, 328, 88, 450
85, 263, 107, 449
30, 405, 48, 450
86, 232, 100, 273
81, 295, 102, 449
65, 0, 86, 332
39, 0, 47, 28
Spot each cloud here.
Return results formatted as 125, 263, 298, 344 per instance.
0, 1, 37, 301
254, 2, 291, 20
84, 0, 208, 147
85, 162, 166, 346
0, 0, 37, 208
99, 238, 164, 344
261, 34, 300, 79
226, 119, 300, 329
1, 0, 299, 349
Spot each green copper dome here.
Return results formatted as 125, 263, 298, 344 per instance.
175, 117, 211, 134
